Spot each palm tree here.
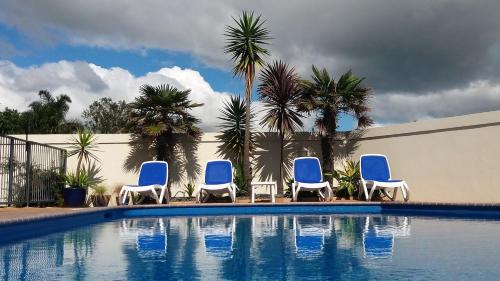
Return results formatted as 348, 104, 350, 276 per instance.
129, 84, 203, 161
224, 11, 271, 194
301, 66, 373, 174
258, 60, 304, 194
67, 130, 100, 176
216, 96, 254, 193
216, 96, 254, 163
27, 90, 72, 133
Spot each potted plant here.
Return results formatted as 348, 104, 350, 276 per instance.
64, 130, 100, 207
63, 171, 90, 207
90, 185, 109, 207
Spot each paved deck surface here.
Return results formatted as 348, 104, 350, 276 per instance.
0, 199, 375, 223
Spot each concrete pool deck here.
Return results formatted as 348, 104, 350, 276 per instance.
1, 200, 500, 227
0, 200, 383, 224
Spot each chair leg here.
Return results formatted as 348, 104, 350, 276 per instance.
119, 189, 127, 205
293, 185, 300, 202
151, 188, 160, 204
368, 185, 377, 201
402, 182, 410, 201
158, 188, 166, 204
362, 182, 370, 201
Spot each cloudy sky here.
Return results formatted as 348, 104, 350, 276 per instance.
1, 0, 500, 131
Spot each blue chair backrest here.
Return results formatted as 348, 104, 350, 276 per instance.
138, 162, 168, 186
363, 232, 393, 258
137, 234, 166, 251
205, 160, 232, 185
296, 235, 323, 252
360, 155, 391, 181
294, 157, 322, 183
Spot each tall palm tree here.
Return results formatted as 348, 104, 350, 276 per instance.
224, 11, 271, 194
301, 66, 373, 174
258, 60, 303, 194
129, 84, 203, 161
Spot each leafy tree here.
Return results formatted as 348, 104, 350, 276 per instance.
82, 97, 130, 133
301, 66, 373, 174
224, 11, 271, 193
129, 84, 203, 161
0, 108, 24, 134
258, 60, 304, 194
27, 90, 73, 133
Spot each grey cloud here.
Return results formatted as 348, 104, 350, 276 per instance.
1, 0, 500, 123
372, 81, 500, 124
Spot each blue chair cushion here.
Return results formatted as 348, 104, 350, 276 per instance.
138, 162, 168, 186
137, 234, 166, 251
205, 235, 232, 255
205, 161, 232, 185
364, 232, 393, 258
294, 158, 322, 183
296, 235, 323, 251
361, 155, 391, 182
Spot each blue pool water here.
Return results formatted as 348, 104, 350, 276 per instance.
1, 214, 500, 280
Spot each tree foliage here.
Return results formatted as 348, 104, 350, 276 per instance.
301, 66, 373, 173
0, 90, 80, 134
224, 10, 271, 192
82, 97, 130, 133
216, 96, 254, 163
129, 84, 203, 161
258, 60, 304, 193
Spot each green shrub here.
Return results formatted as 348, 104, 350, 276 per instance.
334, 159, 360, 198
183, 182, 195, 198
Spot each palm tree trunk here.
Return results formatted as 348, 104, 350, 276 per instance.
76, 156, 83, 176
278, 131, 284, 194
244, 66, 255, 197
328, 133, 336, 181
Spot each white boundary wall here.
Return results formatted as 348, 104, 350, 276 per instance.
13, 110, 500, 203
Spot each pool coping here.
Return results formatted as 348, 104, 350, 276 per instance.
1, 201, 500, 227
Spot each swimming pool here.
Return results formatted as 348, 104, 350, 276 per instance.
1, 204, 499, 280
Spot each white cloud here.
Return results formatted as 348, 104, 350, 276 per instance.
0, 60, 235, 131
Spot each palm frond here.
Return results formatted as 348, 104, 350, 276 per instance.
258, 60, 304, 136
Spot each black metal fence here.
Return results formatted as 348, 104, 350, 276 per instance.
0, 135, 66, 206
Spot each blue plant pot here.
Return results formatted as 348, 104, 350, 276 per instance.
63, 187, 87, 207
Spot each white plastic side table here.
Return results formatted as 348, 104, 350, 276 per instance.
251, 181, 277, 203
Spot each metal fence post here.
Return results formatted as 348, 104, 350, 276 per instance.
25, 142, 32, 207
7, 138, 14, 206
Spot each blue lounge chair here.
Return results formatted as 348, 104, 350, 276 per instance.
199, 217, 235, 258
119, 161, 169, 205
363, 231, 394, 259
196, 160, 236, 203
363, 216, 394, 259
359, 154, 409, 201
292, 157, 332, 202
293, 216, 332, 257
137, 233, 167, 252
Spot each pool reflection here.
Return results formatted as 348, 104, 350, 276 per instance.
0, 215, 413, 280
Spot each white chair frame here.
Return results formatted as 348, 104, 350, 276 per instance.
119, 161, 169, 205
292, 157, 333, 202
196, 159, 237, 203
359, 154, 410, 202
